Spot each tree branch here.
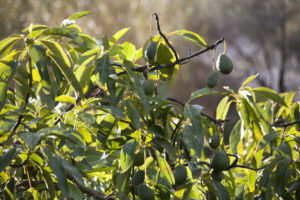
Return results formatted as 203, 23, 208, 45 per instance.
272, 120, 300, 128
153, 13, 179, 61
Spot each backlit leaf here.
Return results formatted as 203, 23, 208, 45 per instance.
171, 30, 207, 47
155, 150, 175, 185
120, 139, 137, 172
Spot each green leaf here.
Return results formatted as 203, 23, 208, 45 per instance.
184, 104, 203, 141
188, 88, 221, 103
229, 120, 241, 154
42, 169, 55, 200
171, 30, 207, 47
58, 157, 85, 187
42, 148, 69, 196
258, 132, 277, 151
55, 95, 76, 105
216, 96, 230, 120
40, 40, 83, 96
155, 150, 175, 185
106, 136, 133, 150
21, 132, 41, 151
95, 52, 110, 85
68, 182, 84, 200
241, 74, 259, 87
109, 28, 130, 46
100, 105, 126, 120
0, 61, 18, 111
275, 158, 291, 195
0, 36, 23, 56
252, 87, 286, 106
181, 125, 202, 159
248, 171, 257, 193
258, 157, 282, 189
68, 11, 92, 20
122, 100, 140, 129
156, 43, 177, 81
211, 181, 230, 200
120, 139, 137, 172
41, 27, 79, 39
0, 147, 16, 172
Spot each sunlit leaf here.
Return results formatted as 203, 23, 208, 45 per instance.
229, 120, 241, 154
55, 95, 76, 105
252, 87, 286, 106
240, 74, 259, 87
155, 150, 175, 185
188, 88, 221, 103
41, 40, 83, 96
171, 30, 207, 47
120, 139, 137, 172
68, 11, 92, 20
109, 28, 130, 46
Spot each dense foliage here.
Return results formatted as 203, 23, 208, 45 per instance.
0, 12, 299, 200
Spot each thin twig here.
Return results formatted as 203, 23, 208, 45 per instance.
235, 164, 266, 171
272, 120, 300, 128
153, 13, 179, 61
116, 36, 225, 76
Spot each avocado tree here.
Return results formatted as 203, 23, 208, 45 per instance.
0, 11, 299, 200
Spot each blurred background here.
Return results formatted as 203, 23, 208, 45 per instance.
1, 0, 300, 118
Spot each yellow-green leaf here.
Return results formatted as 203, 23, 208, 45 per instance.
41, 40, 83, 96
171, 30, 207, 47
155, 150, 175, 185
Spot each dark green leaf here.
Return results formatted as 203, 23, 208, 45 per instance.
258, 132, 278, 151
58, 157, 85, 187
0, 147, 16, 172
21, 132, 41, 151
42, 169, 56, 200
95, 52, 110, 85
122, 100, 140, 129
120, 139, 137, 172
100, 105, 126, 120
211, 181, 230, 200
275, 158, 291, 196
106, 136, 132, 150
41, 27, 79, 39
188, 88, 221, 103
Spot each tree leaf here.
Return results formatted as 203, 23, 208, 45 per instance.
95, 52, 110, 85
229, 120, 241, 154
216, 96, 230, 120
171, 30, 207, 47
122, 100, 140, 129
109, 28, 130, 46
188, 88, 221, 103
68, 11, 92, 20
241, 74, 259, 87
0, 147, 16, 172
100, 105, 126, 120
58, 157, 85, 187
41, 27, 79, 39
252, 87, 286, 106
155, 150, 175, 185
120, 139, 137, 173
258, 132, 277, 151
106, 136, 133, 150
42, 169, 55, 200
21, 132, 41, 151
40, 40, 83, 96
211, 180, 230, 200
0, 36, 23, 56
55, 95, 76, 105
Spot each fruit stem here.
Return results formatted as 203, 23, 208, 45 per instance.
224, 40, 227, 55
212, 49, 216, 71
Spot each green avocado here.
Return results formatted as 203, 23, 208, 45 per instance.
211, 151, 230, 172
216, 54, 233, 75
174, 165, 187, 185
137, 184, 155, 200
206, 72, 219, 88
143, 79, 155, 96
131, 170, 145, 186
145, 41, 158, 63
209, 133, 220, 149
133, 150, 145, 166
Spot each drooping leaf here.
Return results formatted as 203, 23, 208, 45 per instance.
155, 150, 175, 185
216, 96, 230, 120
258, 132, 278, 151
0, 147, 16, 172
68, 11, 92, 20
58, 157, 85, 187
188, 88, 221, 103
100, 105, 126, 120
122, 100, 140, 129
181, 125, 202, 159
40, 40, 83, 96
252, 87, 286, 106
171, 30, 207, 47
42, 169, 56, 200
120, 139, 137, 172
210, 181, 230, 200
